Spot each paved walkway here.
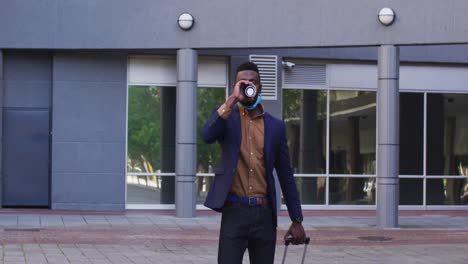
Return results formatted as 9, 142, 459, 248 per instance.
0, 209, 467, 263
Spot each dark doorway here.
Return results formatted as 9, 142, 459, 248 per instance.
2, 109, 50, 207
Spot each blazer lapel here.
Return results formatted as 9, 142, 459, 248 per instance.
233, 105, 241, 148
263, 113, 272, 171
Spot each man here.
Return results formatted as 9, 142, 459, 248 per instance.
201, 62, 306, 264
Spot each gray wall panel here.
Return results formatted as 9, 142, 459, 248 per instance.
189, 45, 468, 65
3, 81, 51, 108
52, 81, 126, 142
1, 51, 52, 207
53, 53, 127, 82
52, 142, 125, 174
0, 1, 56, 48
3, 52, 52, 108
51, 173, 125, 210
52, 52, 127, 211
3, 52, 52, 81
2, 0, 468, 48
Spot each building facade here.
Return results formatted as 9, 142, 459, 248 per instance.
1, 1, 468, 218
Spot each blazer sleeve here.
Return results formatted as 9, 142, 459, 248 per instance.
201, 105, 226, 144
274, 122, 304, 222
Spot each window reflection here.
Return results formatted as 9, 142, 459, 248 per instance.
400, 178, 423, 205
329, 91, 376, 174
426, 178, 468, 205
296, 177, 326, 205
283, 89, 326, 174
196, 176, 214, 204
400, 93, 424, 175
427, 94, 468, 176
126, 175, 173, 204
127, 86, 164, 174
426, 94, 468, 205
197, 87, 225, 204
127, 86, 176, 204
329, 177, 375, 205
197, 88, 225, 173
280, 177, 326, 205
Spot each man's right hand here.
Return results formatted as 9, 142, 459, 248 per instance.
225, 80, 251, 109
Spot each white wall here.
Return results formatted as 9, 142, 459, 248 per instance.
128, 56, 228, 87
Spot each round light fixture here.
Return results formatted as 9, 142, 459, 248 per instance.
178, 13, 194, 31
378, 7, 395, 26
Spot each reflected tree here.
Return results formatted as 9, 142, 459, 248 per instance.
197, 88, 225, 172
127, 86, 161, 172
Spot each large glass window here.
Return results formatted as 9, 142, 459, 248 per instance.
127, 85, 226, 206
283, 89, 327, 205
196, 87, 226, 204
398, 93, 468, 206
427, 94, 468, 176
283, 89, 376, 206
400, 93, 424, 175
283, 89, 326, 174
127, 86, 176, 205
399, 93, 424, 205
426, 93, 468, 206
329, 91, 376, 175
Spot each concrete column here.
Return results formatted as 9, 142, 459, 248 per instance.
0, 50, 3, 207
377, 45, 400, 228
299, 90, 319, 203
176, 49, 198, 217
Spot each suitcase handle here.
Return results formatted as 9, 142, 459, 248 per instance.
285, 236, 310, 246
282, 237, 310, 264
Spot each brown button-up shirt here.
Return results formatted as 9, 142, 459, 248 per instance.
217, 103, 267, 198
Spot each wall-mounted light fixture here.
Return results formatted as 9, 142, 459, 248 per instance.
178, 13, 194, 31
378, 7, 395, 26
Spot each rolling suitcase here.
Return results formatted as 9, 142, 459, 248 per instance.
281, 237, 310, 264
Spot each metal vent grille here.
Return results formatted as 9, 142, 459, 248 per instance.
284, 64, 327, 86
249, 55, 278, 100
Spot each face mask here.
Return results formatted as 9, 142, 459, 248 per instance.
240, 94, 262, 111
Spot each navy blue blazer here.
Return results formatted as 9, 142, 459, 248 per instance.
201, 104, 303, 226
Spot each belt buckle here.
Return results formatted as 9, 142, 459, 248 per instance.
248, 197, 256, 206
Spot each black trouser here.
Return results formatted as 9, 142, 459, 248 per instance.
218, 202, 276, 264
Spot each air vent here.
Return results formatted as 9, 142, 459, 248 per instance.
284, 63, 327, 87
249, 55, 278, 100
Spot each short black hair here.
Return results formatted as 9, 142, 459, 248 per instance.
236, 61, 260, 77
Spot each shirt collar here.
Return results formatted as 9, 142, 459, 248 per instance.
238, 103, 265, 119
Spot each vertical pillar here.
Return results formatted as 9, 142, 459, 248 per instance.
0, 50, 3, 207
377, 45, 399, 228
176, 49, 198, 217
299, 90, 319, 203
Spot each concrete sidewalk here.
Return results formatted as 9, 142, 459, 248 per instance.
0, 209, 467, 263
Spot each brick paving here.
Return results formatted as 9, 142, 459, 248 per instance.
0, 209, 467, 263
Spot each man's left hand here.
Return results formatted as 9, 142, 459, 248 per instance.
284, 221, 306, 245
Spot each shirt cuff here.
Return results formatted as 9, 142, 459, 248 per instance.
217, 103, 232, 120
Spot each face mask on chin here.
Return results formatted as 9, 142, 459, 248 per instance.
240, 94, 262, 111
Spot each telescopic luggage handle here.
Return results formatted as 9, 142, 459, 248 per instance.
281, 237, 310, 264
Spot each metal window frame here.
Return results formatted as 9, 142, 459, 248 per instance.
282, 78, 379, 209
423, 92, 428, 208
125, 56, 229, 209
